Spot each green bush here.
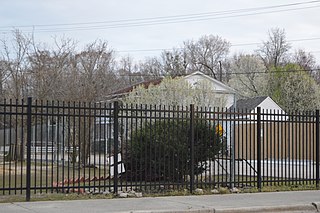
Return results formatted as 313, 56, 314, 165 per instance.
124, 118, 225, 182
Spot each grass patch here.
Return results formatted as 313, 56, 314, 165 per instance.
0, 162, 108, 190
1, 165, 319, 203
0, 184, 318, 203
0, 192, 114, 203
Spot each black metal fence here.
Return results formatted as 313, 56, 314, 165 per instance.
0, 98, 319, 201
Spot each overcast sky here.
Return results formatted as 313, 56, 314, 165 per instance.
1, 0, 320, 63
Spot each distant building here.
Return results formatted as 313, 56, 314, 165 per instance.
229, 96, 286, 121
107, 71, 237, 108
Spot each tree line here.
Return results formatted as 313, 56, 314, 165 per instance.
1, 28, 319, 112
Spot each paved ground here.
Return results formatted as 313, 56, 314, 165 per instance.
1, 190, 320, 213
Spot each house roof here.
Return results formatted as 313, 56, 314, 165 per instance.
184, 71, 236, 94
107, 71, 236, 100
229, 96, 269, 111
108, 78, 163, 98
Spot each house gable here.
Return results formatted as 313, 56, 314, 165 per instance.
183, 71, 236, 108
183, 71, 236, 94
232, 96, 268, 112
229, 96, 286, 121
256, 96, 285, 113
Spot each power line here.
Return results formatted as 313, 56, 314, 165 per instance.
228, 68, 320, 75
117, 37, 320, 53
1, 1, 319, 33
118, 68, 320, 77
25, 6, 320, 33
2, 1, 319, 29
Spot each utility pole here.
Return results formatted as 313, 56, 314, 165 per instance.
218, 61, 222, 82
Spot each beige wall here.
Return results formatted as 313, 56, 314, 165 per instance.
234, 122, 317, 161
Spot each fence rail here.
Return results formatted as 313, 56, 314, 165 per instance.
0, 98, 319, 201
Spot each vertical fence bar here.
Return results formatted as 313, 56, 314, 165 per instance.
189, 104, 195, 193
316, 110, 319, 188
26, 97, 32, 201
113, 101, 119, 194
257, 107, 262, 191
2, 100, 6, 195
230, 107, 235, 188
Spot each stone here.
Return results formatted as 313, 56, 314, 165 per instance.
211, 189, 219, 194
159, 185, 165, 190
194, 188, 204, 195
230, 187, 240, 193
135, 192, 143, 198
109, 187, 114, 193
92, 189, 100, 195
127, 190, 136, 198
85, 188, 91, 194
119, 192, 128, 198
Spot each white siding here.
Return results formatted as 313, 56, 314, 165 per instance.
250, 97, 287, 121
183, 72, 236, 108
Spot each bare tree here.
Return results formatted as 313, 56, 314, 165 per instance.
256, 28, 291, 69
292, 49, 316, 71
0, 30, 34, 160
0, 30, 32, 99
28, 37, 76, 100
140, 35, 230, 80
63, 40, 117, 102
117, 56, 144, 87
139, 56, 164, 80
161, 48, 188, 76
184, 35, 230, 79
62, 40, 117, 165
228, 54, 267, 97
0, 60, 8, 97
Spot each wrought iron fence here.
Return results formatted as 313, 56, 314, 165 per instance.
0, 98, 319, 201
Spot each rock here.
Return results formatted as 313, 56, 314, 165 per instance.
85, 188, 91, 194
211, 189, 219, 194
159, 185, 165, 190
92, 189, 100, 195
135, 192, 143, 198
194, 188, 204, 195
119, 192, 128, 198
127, 190, 136, 197
230, 187, 240, 193
88, 187, 98, 194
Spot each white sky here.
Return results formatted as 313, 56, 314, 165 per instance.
1, 0, 320, 63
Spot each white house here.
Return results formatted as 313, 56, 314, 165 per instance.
183, 71, 236, 108
229, 96, 287, 121
107, 71, 237, 108
223, 96, 286, 154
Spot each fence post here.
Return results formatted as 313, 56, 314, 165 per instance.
230, 108, 235, 189
257, 107, 262, 191
26, 97, 32, 201
189, 104, 195, 193
113, 101, 119, 194
316, 110, 319, 188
